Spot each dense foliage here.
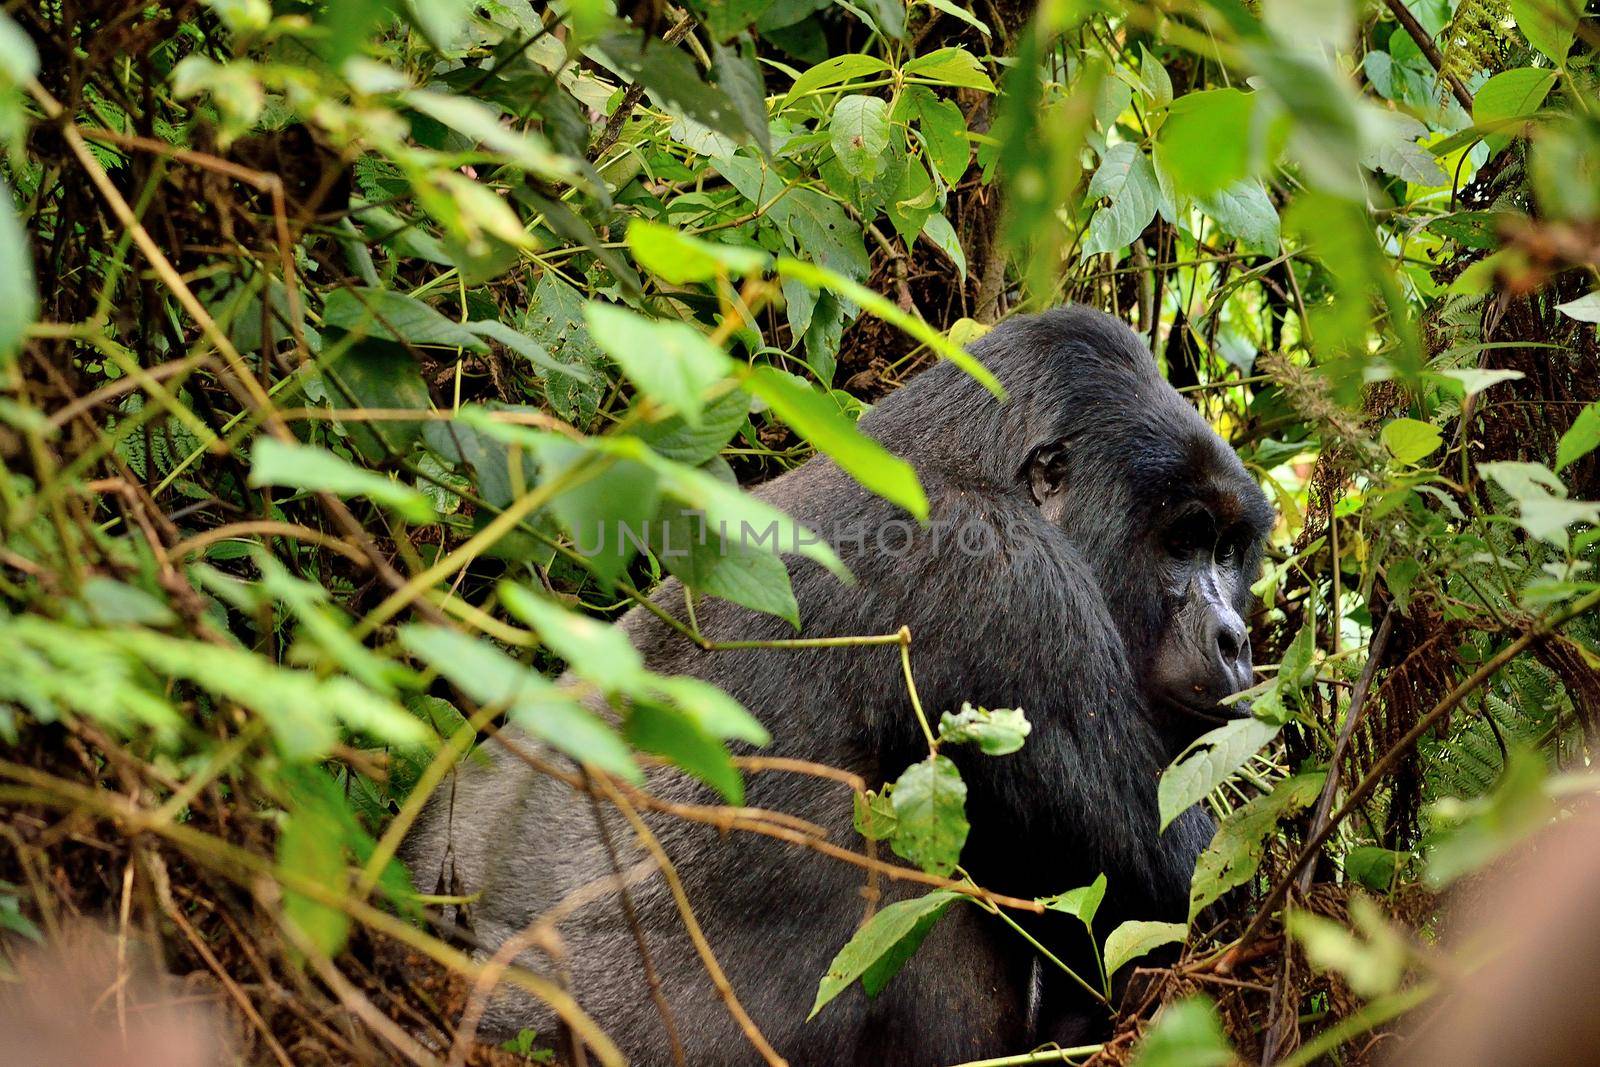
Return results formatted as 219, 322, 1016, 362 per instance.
1, 0, 1598, 1063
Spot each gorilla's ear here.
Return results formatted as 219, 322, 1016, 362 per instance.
1025, 440, 1071, 517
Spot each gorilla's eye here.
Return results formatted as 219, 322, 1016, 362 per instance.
1163, 509, 1215, 558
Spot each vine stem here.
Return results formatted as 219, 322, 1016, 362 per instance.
898, 625, 939, 753
947, 1043, 1106, 1067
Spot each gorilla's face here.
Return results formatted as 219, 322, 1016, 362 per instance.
1024, 400, 1272, 742
1146, 487, 1265, 727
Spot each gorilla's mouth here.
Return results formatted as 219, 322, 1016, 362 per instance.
1160, 697, 1251, 725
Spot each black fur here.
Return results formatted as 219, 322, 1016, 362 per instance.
403, 306, 1274, 1064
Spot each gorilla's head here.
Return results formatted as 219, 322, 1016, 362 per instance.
891, 306, 1275, 744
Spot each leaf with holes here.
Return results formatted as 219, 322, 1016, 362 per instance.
1158, 715, 1281, 831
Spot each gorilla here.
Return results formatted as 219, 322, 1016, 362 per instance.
403, 306, 1274, 1065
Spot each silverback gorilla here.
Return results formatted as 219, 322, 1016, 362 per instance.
404, 306, 1274, 1065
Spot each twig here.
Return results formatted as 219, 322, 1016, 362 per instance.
1382, 0, 1475, 114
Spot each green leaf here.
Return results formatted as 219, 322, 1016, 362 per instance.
526, 432, 661, 585
716, 156, 871, 287
1158, 716, 1281, 831
467, 319, 596, 381
1081, 143, 1159, 258
853, 788, 898, 841
830, 94, 892, 179
1473, 67, 1559, 128
744, 366, 927, 518
1188, 771, 1325, 921
0, 10, 39, 84
322, 287, 489, 352
1130, 997, 1233, 1067
1436, 367, 1525, 396
497, 582, 647, 692
809, 890, 964, 1018
901, 88, 969, 187
1157, 88, 1255, 197
1139, 45, 1172, 108
1556, 402, 1600, 472
1344, 846, 1404, 892
595, 32, 753, 142
279, 798, 351, 959
631, 387, 751, 466
1380, 417, 1444, 465
584, 302, 732, 427
398, 625, 639, 781
0, 177, 35, 367
402, 90, 577, 181
918, 0, 991, 37
782, 54, 890, 107
249, 438, 434, 523
624, 700, 745, 803
920, 213, 967, 281
1196, 179, 1280, 255
889, 755, 969, 876
935, 703, 1031, 755
1479, 460, 1600, 545
1039, 872, 1106, 927
1360, 109, 1448, 186
324, 340, 431, 461
1285, 897, 1408, 997
902, 47, 994, 92
625, 220, 771, 285
1554, 290, 1600, 322
1104, 919, 1186, 978
1511, 0, 1579, 64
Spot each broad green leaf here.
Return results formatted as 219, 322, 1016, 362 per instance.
594, 32, 753, 142
1081, 143, 1159, 258
584, 302, 732, 426
654, 507, 801, 626
279, 799, 351, 958
1473, 67, 1559, 128
1556, 401, 1600, 472
625, 220, 771, 284
77, 577, 178, 628
1158, 715, 1281, 831
1554, 290, 1600, 322
889, 754, 969, 876
525, 431, 661, 585
467, 319, 596, 381
809, 890, 964, 1018
1359, 108, 1448, 186
1188, 771, 1325, 921
1380, 417, 1444, 465
1344, 846, 1404, 892
324, 340, 432, 461
0, 177, 34, 367
744, 365, 927, 518
497, 581, 647, 692
398, 625, 639, 780
1157, 88, 1255, 197
1139, 45, 1172, 109
853, 788, 898, 840
322, 287, 489, 352
631, 387, 751, 465
402, 90, 577, 181
921, 213, 967, 281
646, 674, 768, 744
830, 94, 892, 179
900, 87, 969, 187
1104, 919, 1186, 978
1436, 367, 1524, 396
710, 40, 772, 155
716, 156, 871, 286
1131, 997, 1233, 1067
1196, 179, 1280, 255
1039, 872, 1106, 926
1480, 460, 1600, 545
936, 703, 1031, 755
1512, 0, 1579, 64
625, 700, 744, 803
902, 47, 994, 92
249, 438, 434, 523
782, 54, 890, 106
1285, 897, 1408, 997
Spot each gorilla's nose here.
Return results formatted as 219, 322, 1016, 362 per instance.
1205, 611, 1251, 691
